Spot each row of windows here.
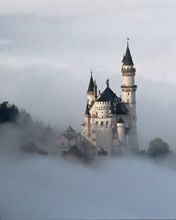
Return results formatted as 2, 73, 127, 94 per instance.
94, 119, 126, 127
96, 102, 109, 104
97, 106, 109, 110
95, 121, 109, 128
92, 112, 109, 118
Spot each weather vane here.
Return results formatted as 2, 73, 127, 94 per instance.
127, 38, 129, 46
106, 78, 109, 88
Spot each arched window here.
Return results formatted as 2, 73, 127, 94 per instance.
106, 121, 108, 128
100, 121, 104, 127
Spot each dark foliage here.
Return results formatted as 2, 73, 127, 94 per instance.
0, 101, 19, 123
20, 142, 48, 155
148, 138, 170, 158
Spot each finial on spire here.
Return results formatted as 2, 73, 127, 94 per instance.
91, 69, 92, 76
106, 79, 109, 88
127, 38, 129, 47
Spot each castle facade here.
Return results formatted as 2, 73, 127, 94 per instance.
81, 43, 138, 155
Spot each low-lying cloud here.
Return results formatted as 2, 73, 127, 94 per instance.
1, 155, 176, 219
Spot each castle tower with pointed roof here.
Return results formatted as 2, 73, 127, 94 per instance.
121, 41, 138, 150
87, 71, 97, 106
81, 42, 138, 155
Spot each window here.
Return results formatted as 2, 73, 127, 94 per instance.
100, 121, 104, 127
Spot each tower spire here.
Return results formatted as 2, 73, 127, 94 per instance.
122, 39, 134, 66
106, 79, 109, 88
87, 70, 94, 92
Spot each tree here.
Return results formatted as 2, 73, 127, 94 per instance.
148, 138, 170, 158
18, 109, 32, 126
0, 101, 19, 123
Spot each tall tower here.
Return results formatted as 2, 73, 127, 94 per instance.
121, 41, 138, 151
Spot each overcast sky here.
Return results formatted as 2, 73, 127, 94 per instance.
0, 0, 176, 148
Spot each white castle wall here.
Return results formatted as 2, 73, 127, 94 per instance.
96, 102, 110, 118
117, 122, 125, 145
95, 118, 114, 153
122, 91, 136, 104
122, 76, 134, 86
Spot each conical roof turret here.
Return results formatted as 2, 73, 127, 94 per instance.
122, 41, 134, 66
87, 71, 94, 92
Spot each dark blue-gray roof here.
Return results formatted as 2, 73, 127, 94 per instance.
87, 74, 94, 92
116, 102, 129, 115
97, 87, 120, 102
122, 43, 134, 66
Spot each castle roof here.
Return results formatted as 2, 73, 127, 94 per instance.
64, 126, 75, 133
97, 81, 120, 102
117, 117, 124, 123
116, 102, 129, 115
97, 87, 118, 102
63, 132, 77, 140
62, 126, 77, 140
122, 42, 134, 66
87, 72, 94, 92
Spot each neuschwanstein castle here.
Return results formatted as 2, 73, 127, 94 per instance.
58, 42, 138, 156
81, 42, 138, 154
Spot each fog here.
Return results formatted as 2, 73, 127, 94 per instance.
1, 154, 176, 219
0, 0, 176, 219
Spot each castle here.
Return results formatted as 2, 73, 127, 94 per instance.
81, 42, 138, 155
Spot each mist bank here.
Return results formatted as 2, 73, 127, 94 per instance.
1, 154, 176, 220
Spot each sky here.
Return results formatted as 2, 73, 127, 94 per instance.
0, 0, 176, 148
